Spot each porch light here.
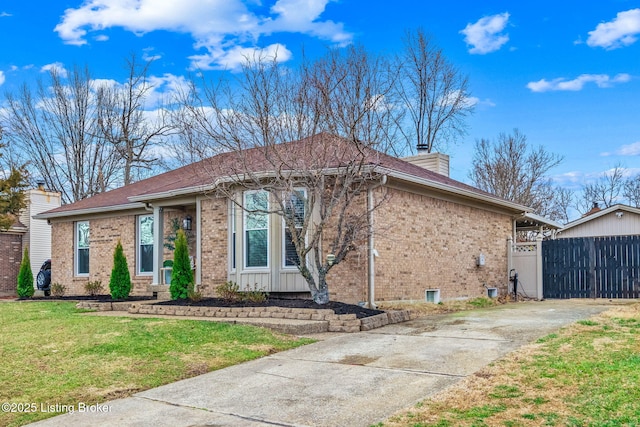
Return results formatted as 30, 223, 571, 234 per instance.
182, 215, 192, 231
326, 253, 336, 266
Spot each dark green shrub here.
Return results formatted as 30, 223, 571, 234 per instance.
170, 229, 192, 300
84, 280, 104, 296
109, 240, 132, 300
17, 247, 34, 298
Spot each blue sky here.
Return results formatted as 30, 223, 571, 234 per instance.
0, 0, 639, 204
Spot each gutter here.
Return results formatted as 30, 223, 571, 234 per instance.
367, 174, 387, 309
34, 203, 146, 220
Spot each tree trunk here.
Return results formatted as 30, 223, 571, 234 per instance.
311, 287, 330, 305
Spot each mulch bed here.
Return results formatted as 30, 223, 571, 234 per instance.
14, 295, 384, 319
20, 295, 157, 302
156, 297, 385, 319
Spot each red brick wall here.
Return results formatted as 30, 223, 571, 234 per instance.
0, 233, 23, 296
51, 214, 153, 296
198, 197, 229, 295
368, 186, 511, 302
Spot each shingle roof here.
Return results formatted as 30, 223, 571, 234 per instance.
40, 133, 525, 217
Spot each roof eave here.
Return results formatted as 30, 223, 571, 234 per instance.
561, 204, 640, 231
383, 168, 531, 214
34, 203, 147, 220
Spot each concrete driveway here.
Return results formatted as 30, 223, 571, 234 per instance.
30, 300, 618, 427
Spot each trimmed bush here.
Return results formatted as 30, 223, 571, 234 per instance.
109, 240, 132, 300
170, 229, 193, 300
51, 283, 66, 297
17, 247, 34, 298
84, 280, 104, 296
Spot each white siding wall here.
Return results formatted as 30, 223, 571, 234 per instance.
20, 190, 62, 278
558, 211, 640, 238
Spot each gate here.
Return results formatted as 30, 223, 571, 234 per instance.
542, 236, 640, 299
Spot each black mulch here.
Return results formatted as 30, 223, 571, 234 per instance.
156, 298, 385, 319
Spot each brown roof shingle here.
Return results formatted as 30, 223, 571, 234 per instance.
41, 133, 518, 217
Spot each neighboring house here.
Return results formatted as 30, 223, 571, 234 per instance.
555, 204, 640, 238
0, 220, 27, 296
37, 133, 548, 304
0, 185, 61, 296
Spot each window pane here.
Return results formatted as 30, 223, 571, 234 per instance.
246, 229, 268, 267
76, 222, 90, 275
284, 230, 300, 267
77, 222, 90, 248
78, 248, 89, 275
139, 216, 154, 245
283, 190, 305, 268
288, 193, 305, 227
245, 191, 268, 229
140, 244, 154, 273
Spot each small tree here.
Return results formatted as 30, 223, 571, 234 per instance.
0, 140, 29, 231
109, 240, 132, 299
17, 247, 34, 298
170, 229, 192, 300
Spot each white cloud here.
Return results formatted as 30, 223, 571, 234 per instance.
526, 73, 631, 92
460, 12, 510, 54
0, 12, 11, 17
189, 43, 292, 71
41, 62, 68, 78
586, 8, 640, 49
94, 34, 109, 42
142, 48, 162, 62
0, 71, 5, 86
54, 0, 351, 69
612, 141, 640, 156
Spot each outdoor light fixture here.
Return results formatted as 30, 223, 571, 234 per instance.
183, 215, 192, 231
326, 253, 336, 266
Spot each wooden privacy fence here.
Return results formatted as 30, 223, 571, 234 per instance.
542, 236, 640, 299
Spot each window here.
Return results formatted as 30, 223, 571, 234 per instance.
244, 190, 269, 268
283, 189, 306, 268
75, 221, 90, 276
230, 201, 236, 271
138, 215, 154, 275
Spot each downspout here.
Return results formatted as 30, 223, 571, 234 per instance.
367, 175, 387, 309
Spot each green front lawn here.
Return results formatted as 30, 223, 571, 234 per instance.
0, 301, 313, 426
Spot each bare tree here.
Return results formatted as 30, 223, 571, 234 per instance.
396, 28, 474, 153
178, 47, 399, 303
97, 55, 174, 184
1, 66, 120, 204
623, 174, 640, 208
470, 129, 565, 220
576, 164, 625, 214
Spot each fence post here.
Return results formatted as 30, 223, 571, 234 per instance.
536, 235, 543, 300
507, 236, 513, 294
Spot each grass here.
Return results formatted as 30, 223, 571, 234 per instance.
380, 302, 640, 427
0, 301, 313, 427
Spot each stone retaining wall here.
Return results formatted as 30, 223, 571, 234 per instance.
76, 301, 412, 333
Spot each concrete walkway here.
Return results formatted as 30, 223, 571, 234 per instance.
30, 300, 619, 427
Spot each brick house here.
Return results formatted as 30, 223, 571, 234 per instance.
37, 134, 545, 304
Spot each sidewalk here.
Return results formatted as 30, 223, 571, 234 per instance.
29, 300, 614, 427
